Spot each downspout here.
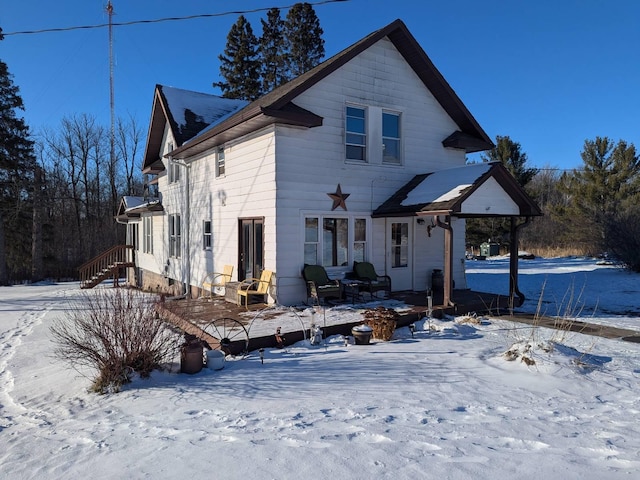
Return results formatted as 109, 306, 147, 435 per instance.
171, 157, 191, 298
509, 216, 531, 308
435, 215, 455, 308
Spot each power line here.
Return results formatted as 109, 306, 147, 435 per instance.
3, 0, 349, 37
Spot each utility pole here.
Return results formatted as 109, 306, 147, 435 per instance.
107, 2, 117, 211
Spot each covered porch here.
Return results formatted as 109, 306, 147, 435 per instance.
373, 161, 542, 309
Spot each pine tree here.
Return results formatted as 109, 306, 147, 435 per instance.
557, 137, 640, 252
259, 8, 289, 93
213, 16, 261, 101
480, 135, 538, 186
0, 29, 37, 284
284, 3, 325, 77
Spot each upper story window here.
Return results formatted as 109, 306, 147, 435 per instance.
168, 160, 180, 183
167, 143, 180, 184
215, 146, 225, 177
382, 111, 401, 164
346, 106, 366, 162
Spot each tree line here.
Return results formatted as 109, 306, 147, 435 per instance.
2, 7, 640, 285
0, 5, 326, 284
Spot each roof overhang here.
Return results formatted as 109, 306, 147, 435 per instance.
372, 162, 542, 218
115, 196, 164, 223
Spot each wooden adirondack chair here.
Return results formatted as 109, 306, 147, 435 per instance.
237, 270, 273, 309
201, 265, 233, 298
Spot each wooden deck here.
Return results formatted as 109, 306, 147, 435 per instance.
157, 288, 515, 354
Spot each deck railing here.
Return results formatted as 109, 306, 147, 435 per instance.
78, 245, 135, 288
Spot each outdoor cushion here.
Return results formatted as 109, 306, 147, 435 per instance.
302, 264, 341, 304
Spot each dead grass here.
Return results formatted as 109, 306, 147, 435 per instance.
522, 245, 590, 258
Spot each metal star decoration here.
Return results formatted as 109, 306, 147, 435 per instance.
328, 183, 350, 211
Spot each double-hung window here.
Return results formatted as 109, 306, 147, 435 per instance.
346, 106, 366, 161
215, 146, 225, 177
169, 213, 181, 258
203, 220, 212, 250
167, 143, 181, 183
382, 111, 401, 164
143, 216, 153, 254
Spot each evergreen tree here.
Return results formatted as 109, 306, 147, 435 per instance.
259, 8, 289, 93
480, 135, 538, 186
557, 137, 640, 252
284, 3, 325, 77
213, 16, 261, 101
0, 28, 37, 284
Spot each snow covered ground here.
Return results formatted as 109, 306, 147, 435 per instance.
1, 257, 639, 479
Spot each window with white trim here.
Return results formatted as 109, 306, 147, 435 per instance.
215, 146, 225, 177
169, 213, 181, 258
345, 106, 366, 162
127, 223, 139, 250
203, 220, 212, 250
304, 216, 367, 267
353, 218, 367, 262
143, 216, 153, 254
167, 143, 180, 183
382, 111, 401, 164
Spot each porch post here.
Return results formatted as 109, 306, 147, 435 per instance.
509, 217, 530, 307
436, 215, 455, 307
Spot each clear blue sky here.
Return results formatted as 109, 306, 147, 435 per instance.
1, 0, 638, 170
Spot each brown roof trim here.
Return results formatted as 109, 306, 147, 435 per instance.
142, 86, 168, 170
373, 162, 542, 218
443, 131, 494, 153
167, 102, 322, 160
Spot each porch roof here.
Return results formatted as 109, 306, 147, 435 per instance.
372, 162, 542, 218
115, 196, 163, 223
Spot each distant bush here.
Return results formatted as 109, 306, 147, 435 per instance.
51, 288, 179, 393
605, 207, 640, 272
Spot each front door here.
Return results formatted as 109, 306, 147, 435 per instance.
238, 218, 264, 281
385, 219, 413, 291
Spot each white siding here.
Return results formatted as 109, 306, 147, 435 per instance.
140, 37, 478, 303
272, 38, 468, 303
461, 177, 520, 215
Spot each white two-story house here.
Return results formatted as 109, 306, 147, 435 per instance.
119, 19, 540, 306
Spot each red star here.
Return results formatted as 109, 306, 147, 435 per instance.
328, 184, 350, 211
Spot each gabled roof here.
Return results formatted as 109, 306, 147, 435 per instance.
115, 195, 164, 223
372, 162, 542, 218
164, 18, 493, 161
142, 86, 248, 172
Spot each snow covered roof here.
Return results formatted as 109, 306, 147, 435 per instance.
373, 162, 542, 218
115, 196, 163, 223
160, 86, 249, 145
142, 86, 248, 172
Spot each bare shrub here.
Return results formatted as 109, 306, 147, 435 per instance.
51, 288, 180, 393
